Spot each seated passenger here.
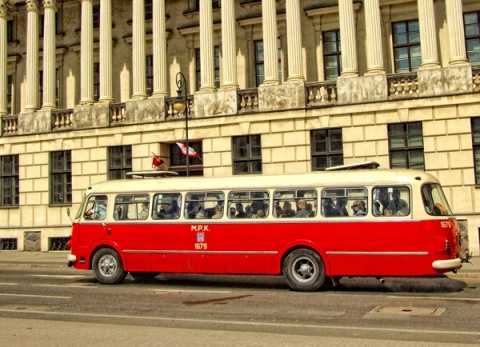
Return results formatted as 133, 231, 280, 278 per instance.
385, 189, 409, 216
351, 200, 366, 216
234, 202, 246, 218
322, 198, 340, 217
212, 204, 223, 219
306, 203, 315, 217
138, 203, 149, 220
253, 209, 265, 218
296, 199, 309, 217
280, 201, 295, 217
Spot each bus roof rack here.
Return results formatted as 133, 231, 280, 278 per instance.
126, 170, 180, 179
325, 161, 380, 171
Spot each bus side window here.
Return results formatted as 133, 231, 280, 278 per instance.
84, 195, 108, 220
372, 186, 410, 217
228, 191, 269, 219
321, 188, 367, 217
152, 193, 181, 220
113, 194, 150, 221
185, 192, 225, 219
273, 189, 317, 218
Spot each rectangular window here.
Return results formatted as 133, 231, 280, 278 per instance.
195, 46, 220, 91
94, 63, 100, 102
311, 128, 343, 170
185, 192, 225, 219
254, 39, 282, 87
321, 188, 368, 217
323, 30, 342, 80
113, 194, 150, 220
227, 191, 269, 219
146, 55, 153, 96
7, 20, 14, 43
194, 0, 221, 11
464, 11, 480, 64
93, 5, 100, 29
392, 20, 421, 72
273, 189, 316, 218
108, 146, 132, 180
232, 135, 262, 175
372, 186, 410, 217
152, 193, 181, 220
50, 151, 72, 205
471, 118, 480, 183
388, 122, 425, 170
170, 142, 203, 176
145, 0, 153, 20
0, 155, 19, 207
7, 75, 13, 114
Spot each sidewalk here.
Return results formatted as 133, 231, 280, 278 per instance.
0, 251, 479, 279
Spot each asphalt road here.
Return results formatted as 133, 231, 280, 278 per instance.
0, 256, 479, 346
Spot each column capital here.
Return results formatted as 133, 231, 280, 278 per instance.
0, 1, 10, 19
43, 0, 58, 11
26, 0, 40, 12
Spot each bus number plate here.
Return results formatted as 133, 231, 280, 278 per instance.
195, 243, 208, 250
440, 221, 452, 228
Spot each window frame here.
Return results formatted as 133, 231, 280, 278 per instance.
392, 19, 421, 73
108, 146, 133, 180
0, 155, 20, 207
232, 135, 262, 175
471, 118, 480, 184
169, 142, 204, 176
50, 150, 72, 206
322, 29, 342, 80
388, 122, 425, 170
464, 11, 480, 64
311, 128, 344, 171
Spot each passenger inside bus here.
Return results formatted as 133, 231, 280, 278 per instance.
351, 200, 366, 216
138, 203, 149, 220
385, 189, 409, 216
212, 204, 223, 219
295, 199, 309, 217
322, 198, 340, 217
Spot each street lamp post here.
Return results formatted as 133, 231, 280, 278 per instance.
172, 72, 189, 176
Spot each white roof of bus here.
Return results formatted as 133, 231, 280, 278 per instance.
86, 169, 439, 195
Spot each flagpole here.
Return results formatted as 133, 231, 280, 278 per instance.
173, 72, 189, 176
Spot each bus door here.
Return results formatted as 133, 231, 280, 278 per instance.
80, 194, 109, 249
110, 194, 151, 271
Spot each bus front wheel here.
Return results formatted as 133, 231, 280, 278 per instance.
92, 248, 126, 284
283, 249, 325, 292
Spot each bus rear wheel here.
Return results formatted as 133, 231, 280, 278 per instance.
283, 249, 325, 292
92, 248, 126, 284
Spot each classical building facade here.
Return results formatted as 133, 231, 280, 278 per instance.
0, 0, 480, 254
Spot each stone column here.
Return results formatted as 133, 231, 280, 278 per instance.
132, 0, 147, 99
41, 0, 57, 110
286, 0, 304, 81
0, 0, 8, 115
338, 0, 358, 77
152, 0, 167, 96
262, 0, 280, 85
99, 0, 113, 103
417, 0, 440, 68
446, 0, 468, 65
80, 0, 94, 104
199, 0, 215, 91
25, 0, 40, 112
364, 0, 385, 74
221, 0, 238, 89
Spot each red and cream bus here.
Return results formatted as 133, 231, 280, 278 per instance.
67, 163, 462, 291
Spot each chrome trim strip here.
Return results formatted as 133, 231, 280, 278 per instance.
326, 251, 428, 256
123, 250, 278, 255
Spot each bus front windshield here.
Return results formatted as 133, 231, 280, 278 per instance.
421, 184, 453, 216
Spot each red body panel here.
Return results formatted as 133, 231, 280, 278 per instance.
69, 218, 460, 277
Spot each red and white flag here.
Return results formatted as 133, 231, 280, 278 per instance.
176, 142, 201, 159
151, 152, 165, 169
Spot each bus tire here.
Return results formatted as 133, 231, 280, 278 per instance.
283, 249, 325, 292
92, 248, 126, 284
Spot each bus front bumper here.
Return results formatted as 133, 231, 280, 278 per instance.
67, 254, 77, 267
432, 258, 462, 271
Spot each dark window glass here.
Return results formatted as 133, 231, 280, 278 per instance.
93, 5, 100, 29
94, 63, 100, 102
388, 122, 425, 170
254, 39, 282, 86
311, 129, 343, 170
232, 135, 262, 175
146, 55, 153, 96
170, 142, 203, 176
471, 118, 480, 183
145, 0, 153, 20
7, 75, 13, 114
7, 20, 14, 43
195, 46, 220, 90
464, 12, 480, 64
392, 20, 421, 72
0, 155, 19, 207
50, 151, 72, 205
323, 30, 342, 80
108, 146, 132, 180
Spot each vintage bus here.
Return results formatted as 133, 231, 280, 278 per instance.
67, 164, 462, 291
